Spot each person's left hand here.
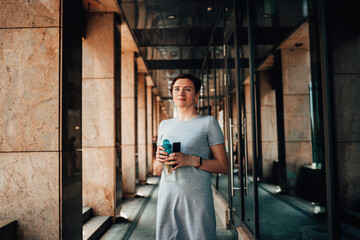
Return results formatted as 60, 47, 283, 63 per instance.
166, 152, 197, 170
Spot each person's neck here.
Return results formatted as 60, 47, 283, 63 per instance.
177, 108, 199, 122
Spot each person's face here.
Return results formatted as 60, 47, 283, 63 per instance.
172, 78, 200, 109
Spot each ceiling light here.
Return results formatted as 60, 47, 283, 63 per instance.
261, 13, 271, 18
295, 43, 303, 47
168, 15, 176, 19
207, 7, 212, 11
170, 52, 177, 57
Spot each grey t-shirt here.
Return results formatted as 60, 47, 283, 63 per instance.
156, 115, 224, 240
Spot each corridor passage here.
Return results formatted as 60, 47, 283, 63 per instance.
100, 177, 238, 240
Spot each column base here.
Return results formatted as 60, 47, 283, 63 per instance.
139, 180, 147, 185
122, 193, 136, 199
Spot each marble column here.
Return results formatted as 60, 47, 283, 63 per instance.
146, 81, 154, 175
244, 83, 254, 170
156, 96, 161, 129
0, 1, 82, 239
137, 73, 147, 184
259, 71, 278, 180
121, 51, 136, 198
153, 95, 158, 137
82, 12, 116, 216
281, 48, 312, 191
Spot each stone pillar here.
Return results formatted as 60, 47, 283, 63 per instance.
259, 71, 278, 180
244, 83, 254, 171
121, 51, 136, 198
137, 73, 147, 184
156, 96, 161, 128
153, 95, 158, 137
146, 81, 154, 175
281, 48, 312, 191
82, 13, 116, 216
0, 1, 82, 239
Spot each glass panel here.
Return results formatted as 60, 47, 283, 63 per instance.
248, 0, 329, 239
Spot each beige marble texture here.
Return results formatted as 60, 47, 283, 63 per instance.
0, 152, 59, 240
260, 106, 277, 142
147, 86, 153, 174
282, 48, 311, 95
121, 98, 136, 144
261, 142, 279, 179
333, 74, 360, 142
121, 51, 135, 98
122, 145, 136, 194
0, 28, 60, 152
83, 147, 116, 216
83, 13, 114, 79
82, 78, 115, 147
285, 142, 312, 176
137, 73, 147, 182
259, 71, 276, 106
0, 0, 60, 28
83, 0, 119, 12
283, 95, 311, 141
121, 22, 138, 53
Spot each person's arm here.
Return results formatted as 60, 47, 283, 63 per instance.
166, 143, 229, 174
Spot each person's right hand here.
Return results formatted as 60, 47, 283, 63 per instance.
156, 146, 168, 163
153, 146, 166, 176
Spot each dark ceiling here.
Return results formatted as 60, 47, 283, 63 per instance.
118, 0, 310, 114
119, 0, 223, 103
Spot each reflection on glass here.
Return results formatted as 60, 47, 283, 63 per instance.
249, 0, 328, 239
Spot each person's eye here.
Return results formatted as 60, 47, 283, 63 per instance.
174, 88, 180, 91
185, 88, 192, 91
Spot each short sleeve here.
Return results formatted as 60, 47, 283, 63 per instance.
207, 116, 225, 146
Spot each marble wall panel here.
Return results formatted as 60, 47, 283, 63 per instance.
121, 145, 136, 194
260, 106, 277, 142
285, 142, 312, 177
147, 87, 153, 175
281, 48, 311, 95
0, 0, 60, 28
82, 78, 115, 147
83, 147, 116, 216
337, 142, 360, 210
121, 98, 136, 144
259, 71, 276, 106
283, 95, 311, 141
0, 28, 59, 152
121, 52, 135, 98
83, 13, 114, 79
333, 74, 360, 142
0, 152, 59, 240
261, 142, 279, 179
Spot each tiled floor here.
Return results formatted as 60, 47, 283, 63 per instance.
101, 177, 238, 240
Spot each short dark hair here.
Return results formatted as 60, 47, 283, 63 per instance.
170, 73, 202, 95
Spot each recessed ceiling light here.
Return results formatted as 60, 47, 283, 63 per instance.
261, 13, 271, 18
207, 7, 212, 11
170, 52, 177, 57
168, 15, 176, 19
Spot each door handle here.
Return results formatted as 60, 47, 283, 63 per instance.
229, 118, 240, 197
243, 117, 248, 196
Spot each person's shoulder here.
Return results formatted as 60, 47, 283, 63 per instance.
200, 115, 217, 122
160, 117, 176, 126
